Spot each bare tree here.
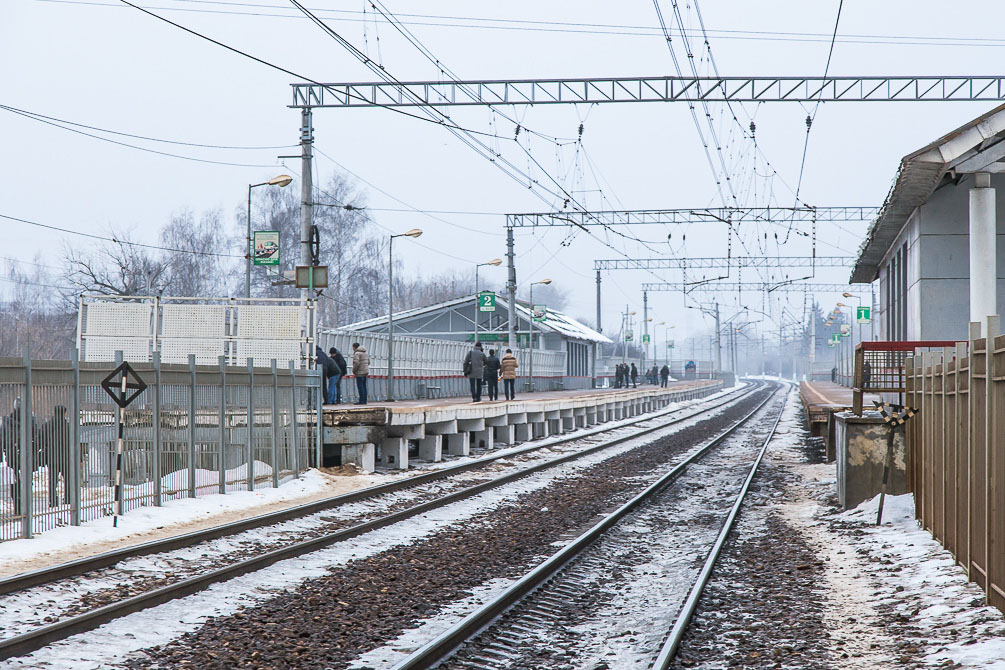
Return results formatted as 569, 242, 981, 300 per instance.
63, 231, 167, 297
0, 259, 74, 358
161, 209, 232, 297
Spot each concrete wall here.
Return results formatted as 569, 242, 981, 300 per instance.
874, 172, 1005, 342
834, 411, 907, 509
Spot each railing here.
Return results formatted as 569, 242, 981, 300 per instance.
852, 341, 962, 414
905, 317, 1005, 613
0, 351, 318, 542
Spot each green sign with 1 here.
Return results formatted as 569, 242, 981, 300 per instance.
856, 306, 871, 324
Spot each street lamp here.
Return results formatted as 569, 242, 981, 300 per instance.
621, 308, 637, 367
474, 258, 503, 345
246, 174, 293, 299
836, 302, 855, 385
387, 228, 423, 401
527, 278, 552, 392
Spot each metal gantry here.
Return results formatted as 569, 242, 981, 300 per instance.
292, 76, 1005, 108
594, 256, 854, 271
642, 282, 870, 293
506, 207, 876, 228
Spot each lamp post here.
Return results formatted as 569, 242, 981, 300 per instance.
246, 174, 293, 298
621, 307, 636, 367
387, 228, 423, 401
527, 278, 552, 392
474, 258, 503, 345
835, 303, 853, 384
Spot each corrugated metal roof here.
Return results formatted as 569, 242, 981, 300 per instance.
851, 103, 1005, 284
339, 296, 612, 344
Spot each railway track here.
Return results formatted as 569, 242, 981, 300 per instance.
392, 384, 786, 670
0, 382, 761, 662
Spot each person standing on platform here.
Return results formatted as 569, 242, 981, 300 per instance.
463, 342, 487, 402
630, 363, 639, 388
484, 348, 501, 401
660, 364, 670, 388
315, 346, 337, 405
329, 347, 347, 404
351, 343, 370, 405
501, 349, 519, 400
614, 363, 622, 388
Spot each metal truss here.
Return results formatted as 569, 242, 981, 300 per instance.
505, 207, 876, 227
642, 282, 870, 293
292, 76, 1005, 108
595, 256, 854, 271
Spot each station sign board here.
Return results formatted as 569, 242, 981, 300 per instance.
253, 231, 280, 266
532, 304, 547, 322
856, 306, 871, 324
478, 291, 496, 312
625, 330, 633, 342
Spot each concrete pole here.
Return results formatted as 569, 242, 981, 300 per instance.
642, 291, 648, 374
714, 302, 722, 374
970, 172, 997, 324
528, 282, 535, 392
474, 264, 479, 345
506, 226, 517, 352
246, 184, 253, 299
300, 107, 314, 305
595, 270, 601, 388
810, 300, 817, 366
387, 235, 395, 401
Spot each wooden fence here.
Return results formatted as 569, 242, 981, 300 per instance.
906, 317, 1005, 611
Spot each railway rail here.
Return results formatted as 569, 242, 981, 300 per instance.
393, 384, 785, 670
0, 382, 761, 662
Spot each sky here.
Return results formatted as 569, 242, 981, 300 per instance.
3, 0, 1003, 352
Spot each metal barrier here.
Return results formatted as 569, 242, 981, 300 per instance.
317, 329, 570, 400
0, 351, 318, 542
904, 323, 1005, 612
852, 341, 962, 413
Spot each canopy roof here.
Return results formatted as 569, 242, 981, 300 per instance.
851, 103, 1005, 283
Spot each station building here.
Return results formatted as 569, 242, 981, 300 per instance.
851, 103, 1005, 339
341, 295, 610, 388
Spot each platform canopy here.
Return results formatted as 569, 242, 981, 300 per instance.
852, 103, 1005, 283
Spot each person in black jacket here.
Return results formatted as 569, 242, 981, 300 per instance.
630, 363, 639, 388
315, 346, 338, 405
329, 347, 347, 404
38, 406, 71, 507
483, 348, 501, 401
660, 364, 670, 388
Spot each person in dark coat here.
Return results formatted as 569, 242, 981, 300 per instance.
315, 346, 338, 405
329, 347, 347, 404
614, 363, 622, 388
630, 363, 639, 388
483, 348, 501, 401
0, 399, 37, 514
463, 343, 487, 402
660, 364, 670, 388
38, 405, 71, 507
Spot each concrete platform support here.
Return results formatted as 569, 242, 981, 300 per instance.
342, 443, 376, 473
533, 421, 548, 439
494, 425, 515, 445
473, 429, 494, 450
418, 435, 442, 462
548, 419, 562, 435
381, 437, 409, 469
445, 432, 470, 457
515, 423, 532, 442
970, 172, 997, 323
585, 409, 596, 426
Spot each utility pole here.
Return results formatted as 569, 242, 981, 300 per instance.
506, 226, 517, 352
810, 300, 817, 370
714, 302, 722, 374
595, 270, 602, 389
642, 291, 648, 373
300, 107, 314, 305
778, 320, 784, 380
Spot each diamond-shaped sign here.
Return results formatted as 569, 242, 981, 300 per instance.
101, 362, 147, 409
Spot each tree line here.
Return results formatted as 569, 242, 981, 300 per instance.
1, 172, 568, 358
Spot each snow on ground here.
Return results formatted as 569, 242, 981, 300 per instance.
0, 391, 740, 669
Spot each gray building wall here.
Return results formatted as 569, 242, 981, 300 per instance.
874, 172, 1005, 342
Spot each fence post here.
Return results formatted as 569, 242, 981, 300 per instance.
114, 350, 124, 517
153, 351, 162, 507
188, 354, 196, 499
852, 345, 864, 415
968, 320, 981, 583
315, 366, 323, 470
20, 347, 33, 539
246, 358, 255, 492
218, 355, 226, 494
271, 359, 279, 488
956, 340, 969, 574
69, 348, 81, 526
290, 361, 299, 478
986, 315, 999, 604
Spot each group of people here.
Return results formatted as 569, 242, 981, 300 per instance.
645, 364, 672, 387
463, 343, 519, 402
317, 343, 371, 405
613, 362, 638, 388
1, 400, 72, 512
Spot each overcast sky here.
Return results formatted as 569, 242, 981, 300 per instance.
3, 0, 1002, 349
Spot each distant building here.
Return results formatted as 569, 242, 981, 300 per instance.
852, 104, 1005, 340
341, 295, 610, 388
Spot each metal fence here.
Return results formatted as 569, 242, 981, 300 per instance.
318, 329, 571, 400
905, 317, 1004, 613
0, 351, 319, 542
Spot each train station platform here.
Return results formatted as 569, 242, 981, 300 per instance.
799, 381, 882, 459
321, 380, 724, 472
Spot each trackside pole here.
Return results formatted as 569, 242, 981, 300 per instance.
114, 368, 126, 528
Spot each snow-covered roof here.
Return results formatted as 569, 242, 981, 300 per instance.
339, 295, 612, 344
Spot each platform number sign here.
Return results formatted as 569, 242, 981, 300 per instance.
642, 334, 650, 344
830, 333, 841, 345
478, 291, 496, 312
856, 306, 871, 324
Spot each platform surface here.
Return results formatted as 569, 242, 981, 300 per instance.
799, 381, 881, 410
324, 379, 715, 413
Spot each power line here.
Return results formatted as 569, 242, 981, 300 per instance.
0, 212, 245, 258
0, 103, 293, 150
